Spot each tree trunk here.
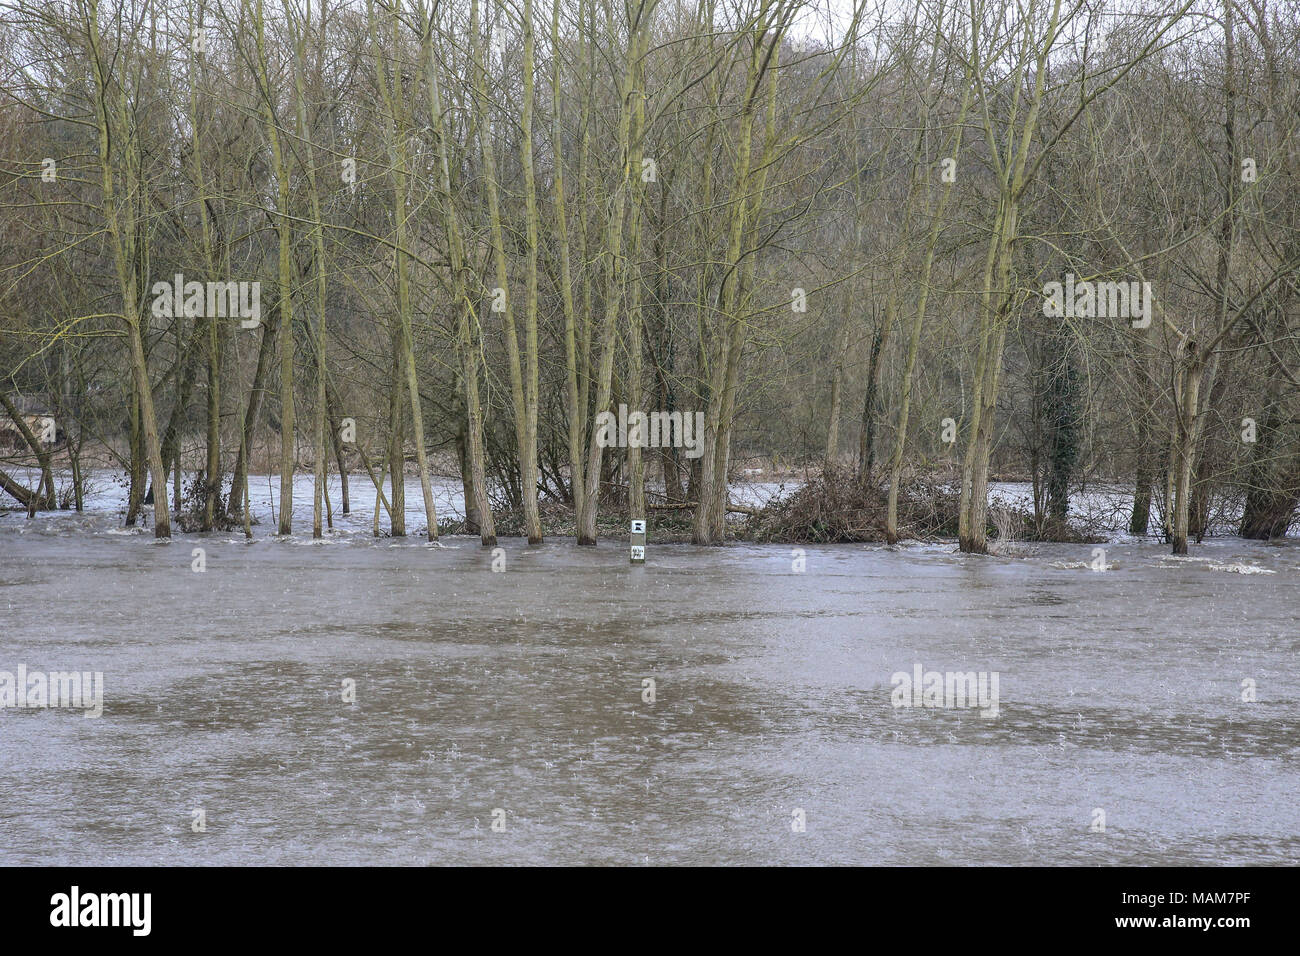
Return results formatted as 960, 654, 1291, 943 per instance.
231, 298, 279, 516
1170, 352, 1206, 554
86, 1, 170, 537
423, 19, 494, 545
552, 0, 585, 525
456, 417, 482, 536
473, 0, 540, 543
577, 12, 643, 546
1239, 397, 1296, 538
856, 322, 882, 476
325, 376, 350, 515
386, 349, 406, 537
0, 392, 55, 509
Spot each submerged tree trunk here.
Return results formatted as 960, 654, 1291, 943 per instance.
386, 349, 406, 537
693, 15, 778, 545
231, 298, 279, 517
87, 1, 170, 537
959, 193, 1014, 555
553, 0, 585, 525
376, 2, 437, 542
856, 322, 882, 477
827, 324, 849, 463
1130, 459, 1154, 535
0, 468, 42, 510
251, 0, 295, 536
1129, 343, 1158, 535
0, 392, 55, 509
456, 416, 481, 536
624, 28, 648, 528
324, 376, 350, 515
473, 0, 540, 543
1188, 363, 1225, 542
1170, 350, 1207, 555
577, 7, 644, 546
1172, 0, 1238, 554
150, 318, 203, 512
519, 0, 544, 542
885, 28, 975, 543
424, 16, 494, 546
125, 391, 142, 526
1043, 327, 1080, 529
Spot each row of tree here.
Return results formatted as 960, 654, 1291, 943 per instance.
1, 0, 1298, 554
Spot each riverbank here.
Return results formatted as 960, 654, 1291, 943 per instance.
1, 465, 1291, 546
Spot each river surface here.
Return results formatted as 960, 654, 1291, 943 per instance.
1, 512, 1298, 865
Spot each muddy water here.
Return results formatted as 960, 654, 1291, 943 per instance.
1, 516, 1297, 865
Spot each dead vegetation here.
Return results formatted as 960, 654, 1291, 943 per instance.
743, 465, 1102, 545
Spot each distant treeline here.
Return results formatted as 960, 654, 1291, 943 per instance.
2, 0, 1299, 552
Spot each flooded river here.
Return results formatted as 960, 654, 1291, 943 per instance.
1, 512, 1297, 865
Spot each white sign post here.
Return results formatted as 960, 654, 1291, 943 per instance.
630, 519, 646, 564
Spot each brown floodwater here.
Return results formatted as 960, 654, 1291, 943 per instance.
1, 513, 1297, 864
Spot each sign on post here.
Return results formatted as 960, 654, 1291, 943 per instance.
630, 519, 646, 564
